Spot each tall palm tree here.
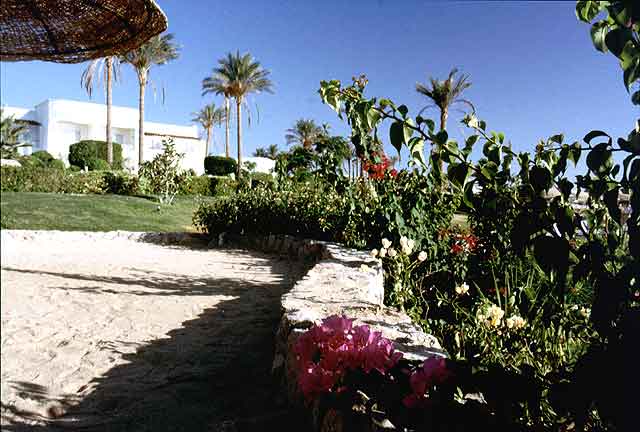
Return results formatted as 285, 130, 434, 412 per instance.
81, 56, 121, 165
415, 68, 474, 131
205, 51, 273, 177
121, 33, 180, 167
192, 103, 225, 159
285, 119, 324, 149
202, 74, 232, 158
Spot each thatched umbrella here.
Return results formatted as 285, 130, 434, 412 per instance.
0, 0, 167, 63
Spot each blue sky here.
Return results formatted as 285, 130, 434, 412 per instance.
1, 0, 637, 162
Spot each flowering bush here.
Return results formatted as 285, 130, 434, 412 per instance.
294, 315, 403, 400
361, 151, 397, 179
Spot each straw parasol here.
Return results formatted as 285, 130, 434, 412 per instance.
0, 0, 167, 63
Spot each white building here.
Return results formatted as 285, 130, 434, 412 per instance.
3, 99, 206, 173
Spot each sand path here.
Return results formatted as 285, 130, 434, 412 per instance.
1, 232, 306, 431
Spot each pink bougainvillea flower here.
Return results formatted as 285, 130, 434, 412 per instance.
298, 362, 336, 399
403, 356, 452, 408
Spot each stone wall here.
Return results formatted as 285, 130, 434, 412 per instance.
218, 233, 446, 431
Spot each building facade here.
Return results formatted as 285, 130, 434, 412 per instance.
3, 99, 206, 173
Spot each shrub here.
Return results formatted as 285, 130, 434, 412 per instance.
102, 171, 139, 195
68, 140, 123, 170
178, 175, 213, 195
138, 139, 184, 204
0, 166, 105, 194
87, 158, 110, 171
204, 155, 237, 176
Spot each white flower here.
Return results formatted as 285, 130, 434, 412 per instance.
379, 248, 387, 258
417, 251, 427, 262
400, 236, 415, 254
455, 282, 469, 296
359, 264, 372, 273
506, 315, 526, 330
388, 247, 397, 257
485, 304, 504, 327
579, 307, 590, 319
370, 248, 379, 258
381, 238, 392, 249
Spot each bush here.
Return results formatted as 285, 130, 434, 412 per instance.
102, 171, 139, 195
16, 151, 65, 170
68, 140, 123, 170
204, 156, 237, 176
138, 139, 184, 204
193, 172, 453, 249
87, 158, 110, 171
0, 166, 105, 194
178, 175, 213, 196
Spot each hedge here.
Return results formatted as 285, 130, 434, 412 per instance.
69, 140, 123, 170
1, 166, 238, 197
204, 156, 237, 176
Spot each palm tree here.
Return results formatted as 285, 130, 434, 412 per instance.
205, 51, 273, 177
0, 109, 29, 158
121, 33, 180, 167
202, 74, 232, 158
285, 119, 324, 149
253, 144, 279, 159
192, 103, 225, 160
81, 56, 121, 165
415, 68, 474, 131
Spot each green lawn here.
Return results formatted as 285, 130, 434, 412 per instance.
0, 192, 216, 232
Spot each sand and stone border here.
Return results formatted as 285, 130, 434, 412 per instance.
217, 233, 445, 431
1, 230, 444, 431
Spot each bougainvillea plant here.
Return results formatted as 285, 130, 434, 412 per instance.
294, 315, 403, 400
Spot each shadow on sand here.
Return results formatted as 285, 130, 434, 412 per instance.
1, 247, 311, 432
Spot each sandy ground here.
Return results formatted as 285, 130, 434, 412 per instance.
0, 233, 306, 431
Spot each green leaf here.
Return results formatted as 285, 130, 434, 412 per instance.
550, 133, 564, 144
435, 130, 448, 145
586, 143, 613, 176
389, 121, 404, 155
408, 137, 426, 167
462, 181, 475, 209
629, 158, 640, 182
533, 236, 570, 275
603, 187, 622, 223
605, 27, 634, 58
583, 130, 611, 144
424, 118, 435, 132
397, 105, 408, 117
632, 90, 640, 105
367, 108, 381, 130
448, 162, 471, 189
590, 21, 610, 52
568, 142, 582, 165
530, 166, 552, 193
575, 0, 602, 22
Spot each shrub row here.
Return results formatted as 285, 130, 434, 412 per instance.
0, 166, 240, 197
193, 171, 454, 249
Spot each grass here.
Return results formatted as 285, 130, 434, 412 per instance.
0, 192, 217, 232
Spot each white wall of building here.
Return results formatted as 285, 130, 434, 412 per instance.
3, 99, 206, 173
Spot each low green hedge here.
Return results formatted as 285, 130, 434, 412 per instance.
1, 166, 239, 197
1, 166, 106, 194
204, 156, 237, 176
69, 140, 123, 170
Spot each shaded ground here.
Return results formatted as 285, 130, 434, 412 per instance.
0, 233, 308, 431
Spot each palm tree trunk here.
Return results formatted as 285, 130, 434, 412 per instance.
236, 99, 242, 178
440, 109, 448, 131
225, 96, 230, 158
138, 74, 146, 168
205, 127, 211, 160
106, 57, 113, 166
